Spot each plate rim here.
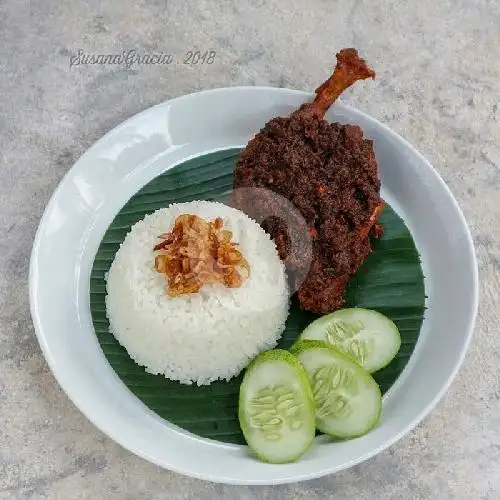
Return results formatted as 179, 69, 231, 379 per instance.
29, 86, 479, 485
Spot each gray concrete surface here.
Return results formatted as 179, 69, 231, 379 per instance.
1, 0, 499, 498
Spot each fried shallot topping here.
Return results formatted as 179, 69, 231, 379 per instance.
153, 214, 250, 297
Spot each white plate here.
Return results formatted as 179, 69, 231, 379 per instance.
29, 87, 478, 485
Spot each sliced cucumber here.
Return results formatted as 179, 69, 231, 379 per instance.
298, 308, 401, 373
238, 349, 316, 464
290, 340, 382, 438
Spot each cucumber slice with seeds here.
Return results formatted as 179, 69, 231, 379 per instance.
238, 349, 315, 464
298, 308, 401, 373
290, 340, 382, 438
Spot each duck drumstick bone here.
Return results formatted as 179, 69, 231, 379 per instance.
299, 48, 375, 119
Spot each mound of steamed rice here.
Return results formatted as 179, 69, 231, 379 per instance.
105, 201, 289, 386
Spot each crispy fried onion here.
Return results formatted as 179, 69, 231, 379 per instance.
153, 214, 250, 296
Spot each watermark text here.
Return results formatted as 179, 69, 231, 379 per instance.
69, 49, 216, 69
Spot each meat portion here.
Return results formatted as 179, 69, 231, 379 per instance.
232, 49, 384, 313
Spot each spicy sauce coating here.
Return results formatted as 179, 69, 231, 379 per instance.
233, 111, 382, 313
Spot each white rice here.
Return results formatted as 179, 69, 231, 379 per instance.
105, 200, 289, 386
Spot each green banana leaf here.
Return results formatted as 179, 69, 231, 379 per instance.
90, 148, 425, 444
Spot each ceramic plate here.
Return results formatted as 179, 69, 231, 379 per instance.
29, 87, 478, 485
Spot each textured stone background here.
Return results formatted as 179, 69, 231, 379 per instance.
1, 0, 499, 498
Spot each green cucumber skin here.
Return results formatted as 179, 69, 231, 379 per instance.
238, 349, 316, 464
290, 339, 358, 365
290, 340, 382, 439
297, 308, 401, 373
